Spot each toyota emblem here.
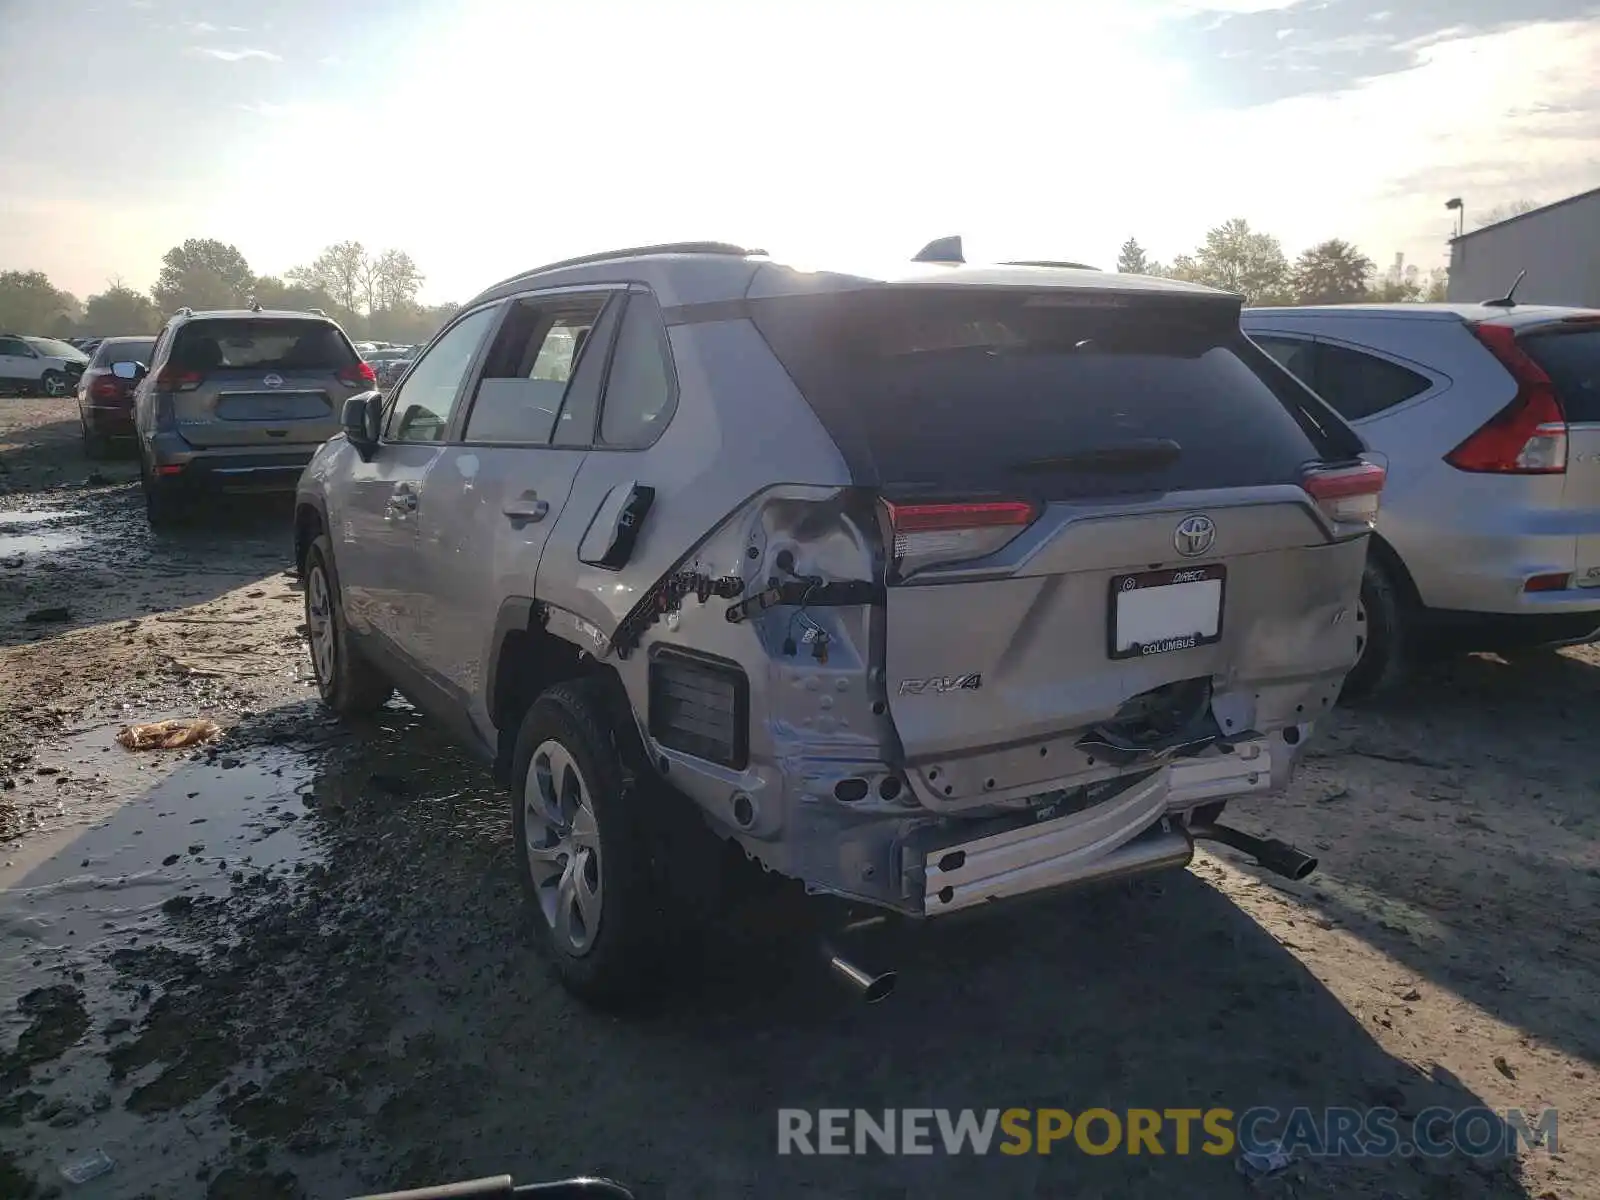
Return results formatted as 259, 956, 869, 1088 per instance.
1173, 514, 1216, 557
262, 373, 284, 389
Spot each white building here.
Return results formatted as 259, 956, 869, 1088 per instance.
1447, 186, 1600, 307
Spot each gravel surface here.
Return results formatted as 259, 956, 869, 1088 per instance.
1, 397, 1595, 1199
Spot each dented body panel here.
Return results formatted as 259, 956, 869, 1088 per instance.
299, 246, 1374, 920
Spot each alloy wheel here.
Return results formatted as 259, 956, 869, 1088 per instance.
523, 739, 603, 955
305, 563, 338, 689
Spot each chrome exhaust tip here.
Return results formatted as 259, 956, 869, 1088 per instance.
822, 942, 898, 1004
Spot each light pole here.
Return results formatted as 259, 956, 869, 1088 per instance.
1445, 197, 1464, 239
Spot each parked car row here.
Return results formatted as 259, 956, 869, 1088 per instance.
1242, 301, 1600, 696
359, 344, 419, 388
85, 241, 1599, 1010
0, 333, 89, 397
75, 335, 156, 457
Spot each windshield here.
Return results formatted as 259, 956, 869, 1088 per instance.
25, 336, 88, 362
90, 338, 156, 366
750, 288, 1357, 500
1522, 326, 1600, 423
169, 319, 358, 372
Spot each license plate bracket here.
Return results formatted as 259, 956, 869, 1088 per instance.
1108, 564, 1226, 659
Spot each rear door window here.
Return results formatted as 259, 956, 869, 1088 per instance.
1522, 327, 1600, 423
171, 319, 359, 373
749, 289, 1358, 500
1312, 342, 1433, 420
462, 294, 613, 445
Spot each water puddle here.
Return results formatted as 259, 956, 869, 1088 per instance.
0, 702, 501, 1195
0, 509, 90, 557
0, 738, 316, 1015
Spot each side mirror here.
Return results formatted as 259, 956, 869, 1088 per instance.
111, 360, 147, 380
341, 391, 384, 460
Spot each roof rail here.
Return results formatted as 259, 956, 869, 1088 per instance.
492, 241, 767, 290
172, 306, 193, 318
1002, 260, 1101, 271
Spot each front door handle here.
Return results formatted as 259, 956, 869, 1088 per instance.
504, 491, 549, 523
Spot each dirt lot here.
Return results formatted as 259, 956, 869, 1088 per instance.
1, 396, 1596, 1199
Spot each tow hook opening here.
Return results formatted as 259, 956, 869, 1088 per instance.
1189, 820, 1318, 881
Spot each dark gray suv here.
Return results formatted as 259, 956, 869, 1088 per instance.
294, 241, 1382, 1007
122, 307, 375, 526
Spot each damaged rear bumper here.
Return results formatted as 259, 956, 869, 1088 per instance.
902, 731, 1295, 917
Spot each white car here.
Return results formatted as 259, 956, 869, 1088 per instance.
0, 334, 89, 397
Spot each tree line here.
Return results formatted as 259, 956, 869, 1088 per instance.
1115, 219, 1449, 305
4, 215, 1472, 343
0, 238, 461, 345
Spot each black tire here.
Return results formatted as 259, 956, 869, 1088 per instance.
39, 370, 68, 399
511, 679, 675, 1008
1340, 556, 1410, 703
140, 453, 185, 529
303, 534, 392, 715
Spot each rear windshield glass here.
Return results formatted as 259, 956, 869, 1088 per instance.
92, 339, 156, 366
748, 289, 1357, 500
170, 319, 357, 373
1522, 327, 1600, 424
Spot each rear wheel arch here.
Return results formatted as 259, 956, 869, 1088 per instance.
1366, 531, 1422, 609
294, 499, 327, 575
488, 601, 625, 784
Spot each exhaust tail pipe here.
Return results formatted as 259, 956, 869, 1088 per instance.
1190, 822, 1318, 881
821, 941, 897, 1004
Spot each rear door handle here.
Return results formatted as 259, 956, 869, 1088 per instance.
504, 492, 549, 523
387, 488, 418, 514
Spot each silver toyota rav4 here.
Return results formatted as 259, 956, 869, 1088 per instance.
294, 240, 1383, 1005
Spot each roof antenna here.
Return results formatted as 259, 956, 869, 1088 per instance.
1482, 269, 1526, 309
912, 235, 964, 265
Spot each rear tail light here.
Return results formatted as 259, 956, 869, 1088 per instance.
155, 367, 204, 392
882, 499, 1038, 579
1302, 461, 1386, 528
338, 361, 378, 387
1524, 572, 1570, 593
90, 378, 121, 401
1446, 324, 1567, 474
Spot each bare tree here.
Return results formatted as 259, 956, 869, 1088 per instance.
288, 241, 368, 313
1474, 199, 1539, 229
366, 249, 425, 313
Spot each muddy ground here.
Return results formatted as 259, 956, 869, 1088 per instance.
1, 395, 1596, 1200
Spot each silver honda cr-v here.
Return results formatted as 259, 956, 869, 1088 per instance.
294, 240, 1382, 1006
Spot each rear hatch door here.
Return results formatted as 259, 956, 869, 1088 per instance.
167, 317, 358, 448
1517, 317, 1600, 586
750, 280, 1372, 780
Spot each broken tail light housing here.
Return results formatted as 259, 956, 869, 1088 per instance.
882, 499, 1039, 579
1446, 324, 1567, 474
1302, 461, 1386, 528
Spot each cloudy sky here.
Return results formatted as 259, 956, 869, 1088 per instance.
2, 0, 1597, 304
